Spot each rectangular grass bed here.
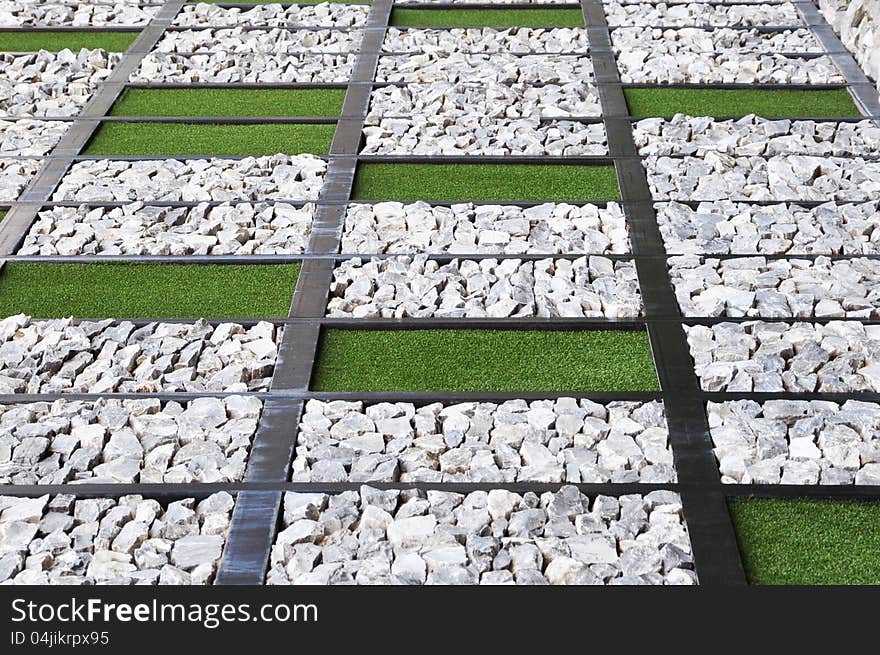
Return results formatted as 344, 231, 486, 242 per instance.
0, 31, 138, 52
624, 88, 862, 118
110, 88, 348, 118
84, 122, 335, 156
730, 499, 880, 585
311, 328, 658, 391
390, 8, 585, 27
352, 163, 620, 202
0, 263, 299, 319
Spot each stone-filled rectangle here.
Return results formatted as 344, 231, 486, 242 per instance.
311, 328, 658, 391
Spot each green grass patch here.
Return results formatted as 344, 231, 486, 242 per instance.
391, 8, 584, 27
353, 163, 620, 202
84, 122, 335, 156
110, 88, 347, 117
0, 30, 138, 52
624, 87, 862, 118
311, 328, 658, 392
0, 263, 299, 319
730, 498, 880, 585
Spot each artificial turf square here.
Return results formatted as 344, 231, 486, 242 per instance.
730, 499, 880, 585
352, 163, 620, 202
390, 8, 585, 28
311, 328, 658, 392
0, 31, 138, 52
83, 122, 336, 156
109, 88, 348, 118
624, 88, 863, 118
0, 263, 299, 319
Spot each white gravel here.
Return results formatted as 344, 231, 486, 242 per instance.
820, 0, 880, 92
173, 3, 370, 27
293, 399, 673, 484
383, 27, 590, 53
635, 117, 880, 157
0, 492, 233, 585
613, 26, 822, 54
709, 399, 880, 484
0, 2, 158, 26
605, 2, 804, 26
131, 52, 356, 83
19, 201, 315, 256
341, 202, 631, 255
376, 53, 594, 84
0, 50, 122, 117
670, 254, 880, 318
0, 397, 263, 485
267, 486, 696, 585
0, 315, 281, 394
685, 320, 880, 392
52, 155, 327, 202
0, 158, 39, 201
152, 28, 364, 53
0, 119, 67, 156
327, 255, 642, 319
657, 200, 880, 255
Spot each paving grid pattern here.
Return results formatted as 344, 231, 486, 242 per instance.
0, 0, 878, 586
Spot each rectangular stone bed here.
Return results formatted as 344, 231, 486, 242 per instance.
83, 122, 336, 156
0, 263, 299, 318
294, 399, 674, 483
0, 397, 263, 485
0, 30, 138, 52
311, 328, 658, 392
624, 88, 862, 118
390, 8, 585, 27
0, 492, 234, 584
266, 486, 696, 585
110, 88, 348, 117
730, 498, 880, 585
352, 164, 621, 202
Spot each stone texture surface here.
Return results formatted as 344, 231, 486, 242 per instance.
634, 117, 880, 158
0, 2, 158, 26
820, 0, 880, 90
131, 53, 356, 83
685, 320, 880, 392
173, 3, 370, 27
709, 399, 880, 484
644, 154, 880, 202
614, 26, 821, 55
266, 486, 696, 585
605, 1, 803, 26
0, 50, 122, 117
341, 202, 630, 255
19, 202, 315, 256
376, 53, 594, 84
52, 156, 327, 202
152, 28, 364, 54
0, 159, 39, 201
0, 397, 262, 485
657, 200, 880, 255
0, 492, 233, 585
292, 399, 674, 484
0, 315, 280, 394
383, 27, 590, 53
326, 255, 643, 318
670, 255, 880, 318
0, 119, 68, 156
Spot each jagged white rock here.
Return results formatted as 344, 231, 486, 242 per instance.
0, 2, 158, 27
0, 159, 40, 201
376, 53, 594, 84
152, 28, 364, 54
173, 2, 370, 27
605, 2, 803, 26
382, 27, 590, 53
132, 52, 356, 83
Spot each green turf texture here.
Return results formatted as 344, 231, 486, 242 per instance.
0, 263, 299, 319
352, 164, 620, 202
730, 499, 880, 585
311, 329, 658, 392
391, 8, 584, 27
0, 31, 138, 52
83, 122, 335, 156
110, 88, 347, 118
624, 88, 862, 118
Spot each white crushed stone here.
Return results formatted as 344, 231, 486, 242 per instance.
131, 52, 356, 83
376, 53, 594, 84
0, 397, 263, 485
341, 202, 631, 255
383, 27, 590, 53
0, 2, 158, 27
613, 26, 821, 54
173, 3, 370, 27
292, 399, 673, 484
52, 155, 327, 202
820, 0, 880, 92
605, 2, 804, 26
0, 119, 67, 156
152, 28, 364, 53
685, 320, 880, 392
0, 158, 39, 201
18, 202, 316, 256
709, 399, 880, 485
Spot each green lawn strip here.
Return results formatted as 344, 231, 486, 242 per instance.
0, 31, 138, 52
84, 122, 335, 156
730, 498, 880, 585
311, 328, 658, 391
391, 8, 584, 27
353, 163, 620, 202
624, 88, 862, 118
0, 263, 299, 318
110, 88, 347, 117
